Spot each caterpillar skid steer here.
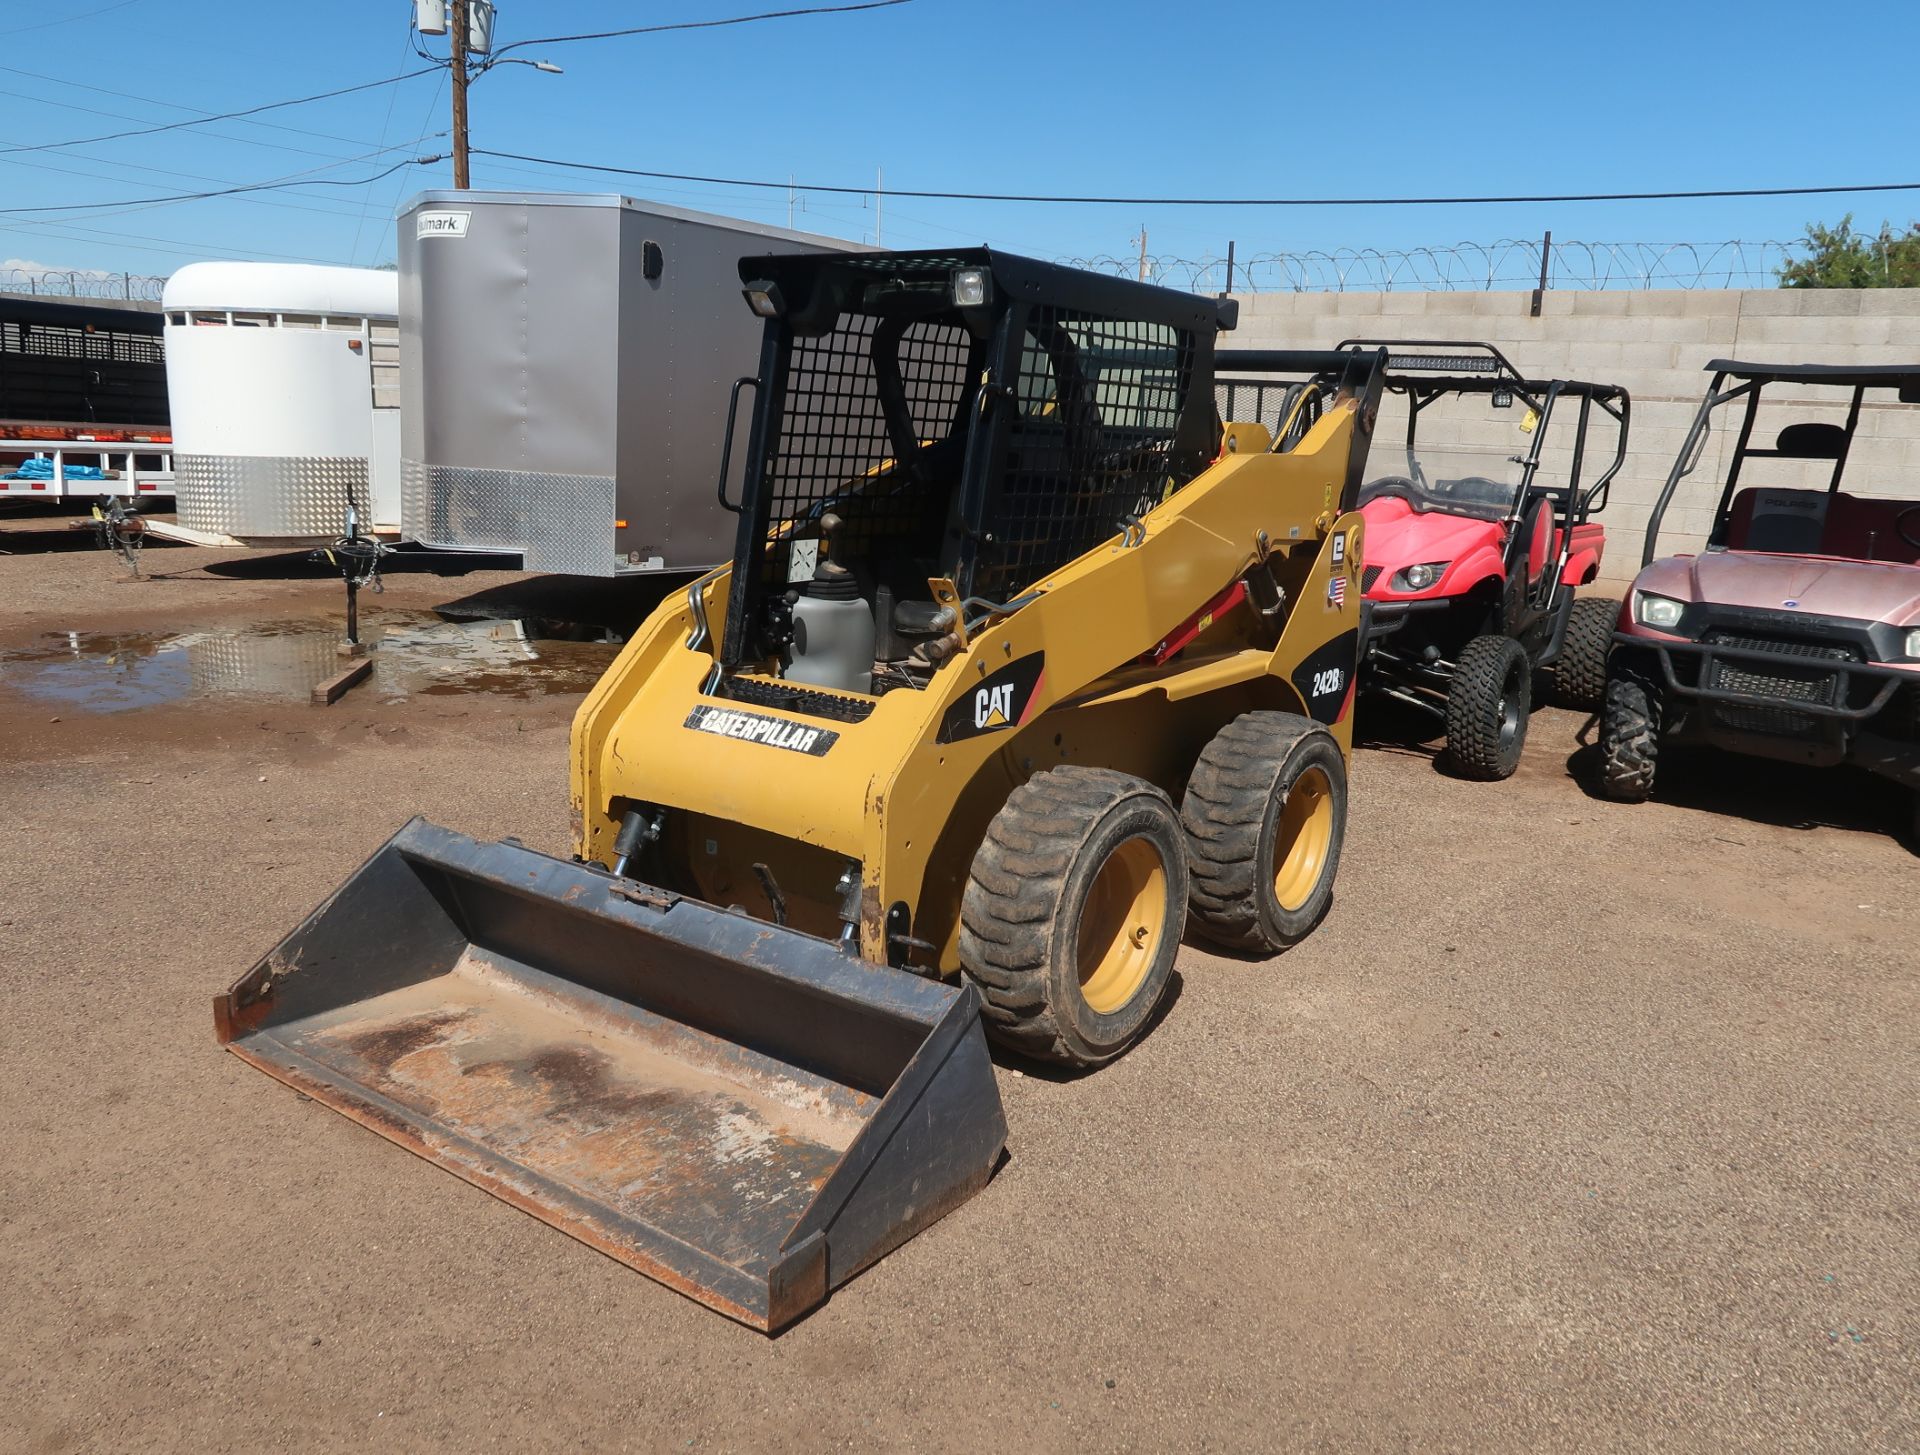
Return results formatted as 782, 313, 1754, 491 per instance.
216, 249, 1384, 1332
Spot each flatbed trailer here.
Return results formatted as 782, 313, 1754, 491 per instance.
1, 292, 172, 502
0, 421, 174, 501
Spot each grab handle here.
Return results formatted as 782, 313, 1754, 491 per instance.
716, 375, 759, 514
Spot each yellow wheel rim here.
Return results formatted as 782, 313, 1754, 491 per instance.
1272, 766, 1334, 913
1076, 836, 1168, 1016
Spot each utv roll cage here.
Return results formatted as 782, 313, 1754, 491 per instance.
1333, 339, 1630, 521
1643, 359, 1920, 566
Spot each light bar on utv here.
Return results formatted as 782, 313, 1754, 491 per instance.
1381, 352, 1499, 373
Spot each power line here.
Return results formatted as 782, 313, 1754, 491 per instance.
0, 132, 449, 226
484, 0, 911, 64
471, 151, 1920, 208
0, 155, 445, 215
0, 75, 416, 169
0, 0, 144, 37
0, 68, 440, 157
0, 63, 411, 154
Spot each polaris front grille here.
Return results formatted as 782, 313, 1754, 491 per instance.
1362, 564, 1384, 593
1701, 631, 1858, 738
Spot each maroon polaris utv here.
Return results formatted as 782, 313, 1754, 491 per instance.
1602, 360, 1920, 842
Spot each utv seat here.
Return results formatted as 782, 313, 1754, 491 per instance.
1820, 492, 1920, 565
1724, 488, 1920, 564
1723, 487, 1830, 554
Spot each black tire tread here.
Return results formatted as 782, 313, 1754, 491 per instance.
1555, 596, 1618, 711
959, 767, 1177, 1067
1181, 712, 1337, 951
1599, 675, 1658, 802
1446, 634, 1531, 780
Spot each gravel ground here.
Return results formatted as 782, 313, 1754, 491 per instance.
2, 530, 1914, 1453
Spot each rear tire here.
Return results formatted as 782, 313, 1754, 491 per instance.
1599, 675, 1659, 802
1181, 712, 1347, 953
960, 767, 1188, 1068
1555, 596, 1619, 711
1445, 634, 1531, 780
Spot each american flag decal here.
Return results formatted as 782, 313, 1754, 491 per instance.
1327, 574, 1346, 608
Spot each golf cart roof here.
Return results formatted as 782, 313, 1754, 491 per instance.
1706, 359, 1920, 389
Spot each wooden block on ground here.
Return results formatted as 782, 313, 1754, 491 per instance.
311, 657, 373, 707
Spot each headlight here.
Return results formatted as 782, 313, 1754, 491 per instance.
1393, 561, 1450, 592
951, 267, 991, 308
741, 280, 785, 318
1634, 591, 1686, 630
1904, 626, 1920, 658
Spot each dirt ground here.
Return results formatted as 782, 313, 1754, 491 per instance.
2, 520, 1915, 1453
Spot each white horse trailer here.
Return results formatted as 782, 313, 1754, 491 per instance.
156, 263, 401, 547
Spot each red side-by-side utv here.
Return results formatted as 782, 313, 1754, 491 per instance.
1345, 342, 1629, 778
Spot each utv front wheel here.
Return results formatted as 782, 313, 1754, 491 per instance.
960, 767, 1188, 1068
1600, 675, 1659, 802
1446, 634, 1532, 780
1181, 712, 1347, 953
1555, 596, 1619, 711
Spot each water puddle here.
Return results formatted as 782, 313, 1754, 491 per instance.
0, 611, 620, 714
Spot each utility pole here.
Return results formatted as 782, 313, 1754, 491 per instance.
875, 166, 883, 247
1137, 225, 1148, 282
450, 0, 470, 188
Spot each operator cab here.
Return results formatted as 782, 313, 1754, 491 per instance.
712, 249, 1231, 709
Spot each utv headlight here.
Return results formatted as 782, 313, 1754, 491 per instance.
1904, 626, 1920, 658
1394, 561, 1449, 592
1634, 591, 1686, 630
951, 267, 991, 308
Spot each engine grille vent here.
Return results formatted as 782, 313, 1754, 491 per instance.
717, 674, 876, 724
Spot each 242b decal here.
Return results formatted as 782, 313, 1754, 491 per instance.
1289, 629, 1359, 726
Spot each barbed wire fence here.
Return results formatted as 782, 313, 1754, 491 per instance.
1063, 238, 1805, 293
4, 238, 1810, 303
1, 267, 168, 301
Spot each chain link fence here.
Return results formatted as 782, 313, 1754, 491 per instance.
1062, 238, 1806, 294
2, 268, 167, 301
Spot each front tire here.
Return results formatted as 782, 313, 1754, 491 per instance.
1446, 634, 1532, 780
1555, 596, 1619, 711
1181, 712, 1347, 953
1599, 675, 1659, 802
960, 767, 1188, 1068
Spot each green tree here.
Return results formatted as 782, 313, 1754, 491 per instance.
1778, 215, 1920, 288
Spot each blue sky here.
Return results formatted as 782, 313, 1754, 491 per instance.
2, 0, 1916, 286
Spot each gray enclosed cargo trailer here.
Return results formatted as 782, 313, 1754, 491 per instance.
397, 192, 854, 576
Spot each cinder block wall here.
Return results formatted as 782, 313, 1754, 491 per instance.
1224, 288, 1920, 589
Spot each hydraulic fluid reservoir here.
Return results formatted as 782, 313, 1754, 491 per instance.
786, 515, 874, 693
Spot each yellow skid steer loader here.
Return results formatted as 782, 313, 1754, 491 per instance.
216, 250, 1383, 1331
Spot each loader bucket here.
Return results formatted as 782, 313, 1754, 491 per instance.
214, 818, 1007, 1332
